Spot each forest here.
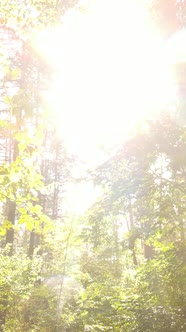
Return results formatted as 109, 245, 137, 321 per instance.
0, 0, 186, 331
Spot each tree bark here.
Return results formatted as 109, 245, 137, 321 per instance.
5, 200, 16, 256
144, 243, 154, 260
28, 231, 41, 257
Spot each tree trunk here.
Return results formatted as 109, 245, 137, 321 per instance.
28, 231, 41, 257
144, 243, 154, 260
5, 140, 18, 256
132, 249, 138, 266
5, 200, 16, 256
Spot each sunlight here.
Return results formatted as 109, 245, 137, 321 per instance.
32, 0, 175, 162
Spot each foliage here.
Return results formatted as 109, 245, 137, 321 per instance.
0, 248, 42, 331
0, 0, 186, 331
0, 0, 77, 330
59, 113, 186, 332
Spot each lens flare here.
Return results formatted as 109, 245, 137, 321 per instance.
32, 0, 176, 161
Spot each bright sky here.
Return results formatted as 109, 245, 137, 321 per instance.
31, 0, 185, 214
32, 0, 177, 166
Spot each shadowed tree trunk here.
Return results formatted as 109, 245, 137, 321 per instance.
5, 141, 18, 256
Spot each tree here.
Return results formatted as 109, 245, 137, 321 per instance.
0, 0, 76, 256
58, 112, 186, 331
0, 1, 186, 331
0, 1, 79, 330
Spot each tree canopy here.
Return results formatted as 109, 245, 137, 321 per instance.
0, 0, 185, 331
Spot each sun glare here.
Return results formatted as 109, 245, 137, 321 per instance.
32, 0, 175, 163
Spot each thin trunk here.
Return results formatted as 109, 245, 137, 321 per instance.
5, 200, 16, 256
180, 218, 185, 242
129, 196, 138, 265
28, 231, 35, 258
113, 219, 119, 261
132, 249, 138, 266
28, 231, 41, 257
5, 141, 18, 255
129, 195, 134, 229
